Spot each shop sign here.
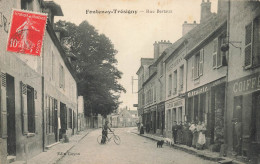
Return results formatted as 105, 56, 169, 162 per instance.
230, 72, 260, 95
166, 99, 183, 109
187, 77, 226, 97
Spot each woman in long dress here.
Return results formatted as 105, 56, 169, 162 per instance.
189, 122, 197, 148
196, 121, 206, 150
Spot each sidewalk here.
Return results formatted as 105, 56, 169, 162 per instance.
131, 128, 245, 164
27, 129, 94, 164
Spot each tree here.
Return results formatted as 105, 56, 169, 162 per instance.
55, 20, 126, 117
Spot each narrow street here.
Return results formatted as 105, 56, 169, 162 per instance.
57, 128, 217, 164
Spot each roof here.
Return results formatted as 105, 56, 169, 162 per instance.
46, 19, 79, 82
129, 110, 138, 115
184, 14, 227, 59
163, 37, 186, 63
136, 58, 153, 75
164, 13, 227, 62
44, 1, 64, 16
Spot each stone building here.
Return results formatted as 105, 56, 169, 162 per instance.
136, 58, 154, 129
0, 0, 78, 163
164, 38, 187, 138
225, 1, 260, 163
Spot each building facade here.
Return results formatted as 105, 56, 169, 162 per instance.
225, 1, 260, 163
165, 39, 187, 138
0, 0, 78, 163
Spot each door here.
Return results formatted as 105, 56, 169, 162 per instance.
54, 99, 58, 142
6, 74, 16, 155
233, 96, 243, 154
59, 102, 67, 139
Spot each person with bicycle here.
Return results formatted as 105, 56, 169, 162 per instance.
101, 120, 113, 144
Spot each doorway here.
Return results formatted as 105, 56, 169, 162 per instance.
233, 96, 243, 154
59, 102, 67, 140
6, 74, 16, 155
54, 99, 58, 142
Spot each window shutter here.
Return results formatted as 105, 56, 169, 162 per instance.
245, 22, 253, 68
21, 82, 28, 134
34, 90, 38, 134
191, 56, 195, 80
199, 49, 204, 76
213, 39, 217, 68
253, 17, 260, 67
0, 72, 8, 138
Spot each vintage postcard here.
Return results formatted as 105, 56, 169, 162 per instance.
0, 0, 260, 164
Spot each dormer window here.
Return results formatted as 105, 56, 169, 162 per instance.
21, 0, 33, 11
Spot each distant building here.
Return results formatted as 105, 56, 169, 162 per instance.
117, 108, 138, 127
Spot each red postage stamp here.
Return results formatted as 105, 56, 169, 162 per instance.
7, 9, 47, 56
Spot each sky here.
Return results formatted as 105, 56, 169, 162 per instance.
53, 0, 218, 110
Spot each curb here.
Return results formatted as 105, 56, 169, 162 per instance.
132, 131, 224, 162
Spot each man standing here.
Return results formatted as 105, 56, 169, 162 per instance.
172, 121, 178, 144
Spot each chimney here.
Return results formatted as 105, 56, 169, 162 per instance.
200, 0, 212, 23
182, 21, 198, 36
218, 0, 229, 16
153, 40, 172, 59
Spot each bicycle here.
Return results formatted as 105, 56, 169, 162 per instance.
97, 130, 121, 145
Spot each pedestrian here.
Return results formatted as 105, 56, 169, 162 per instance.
140, 123, 144, 135
186, 122, 193, 147
189, 122, 197, 148
196, 121, 206, 150
172, 121, 178, 144
177, 121, 183, 144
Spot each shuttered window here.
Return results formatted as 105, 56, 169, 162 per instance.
21, 82, 28, 134
252, 17, 260, 67
0, 72, 7, 138
199, 49, 204, 76
245, 22, 253, 68
213, 39, 217, 68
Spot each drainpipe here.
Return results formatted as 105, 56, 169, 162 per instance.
41, 41, 45, 152
224, 0, 231, 146
184, 40, 188, 122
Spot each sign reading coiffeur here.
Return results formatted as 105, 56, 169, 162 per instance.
7, 9, 47, 56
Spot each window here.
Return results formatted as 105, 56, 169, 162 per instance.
51, 52, 55, 80
218, 36, 226, 68
212, 39, 218, 68
173, 70, 177, 94
245, 16, 260, 68
68, 109, 72, 129
59, 65, 65, 89
168, 74, 172, 96
160, 61, 163, 76
21, 0, 33, 11
179, 65, 184, 91
192, 49, 204, 80
159, 83, 163, 101
46, 96, 55, 134
27, 86, 35, 133
153, 86, 156, 103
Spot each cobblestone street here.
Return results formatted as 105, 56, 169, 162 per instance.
57, 128, 217, 164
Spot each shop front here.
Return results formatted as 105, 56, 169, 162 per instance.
226, 72, 260, 163
165, 98, 185, 138
186, 77, 226, 149
156, 102, 165, 136
143, 105, 157, 134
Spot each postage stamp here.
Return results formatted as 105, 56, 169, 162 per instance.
6, 9, 47, 56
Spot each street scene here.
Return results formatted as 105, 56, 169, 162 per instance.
0, 0, 260, 164
57, 128, 216, 164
